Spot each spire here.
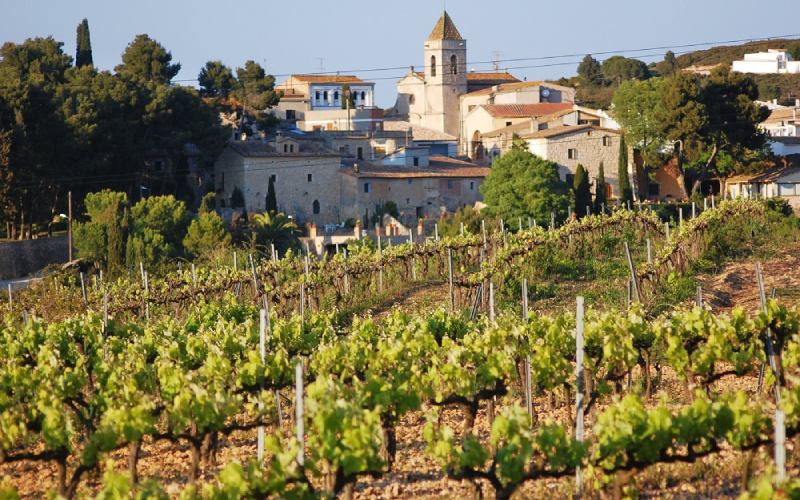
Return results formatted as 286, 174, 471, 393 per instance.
427, 11, 463, 41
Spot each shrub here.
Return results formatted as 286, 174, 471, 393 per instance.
183, 211, 231, 258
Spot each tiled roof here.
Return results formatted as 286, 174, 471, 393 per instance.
227, 141, 338, 157
344, 156, 488, 179
519, 124, 620, 140
481, 121, 534, 138
466, 72, 520, 83
290, 74, 365, 83
382, 120, 458, 141
763, 107, 799, 123
463, 80, 575, 97
770, 136, 800, 144
481, 102, 573, 118
427, 11, 463, 41
727, 166, 800, 183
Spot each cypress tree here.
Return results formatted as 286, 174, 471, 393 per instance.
265, 177, 277, 213
594, 162, 607, 214
618, 135, 634, 207
75, 19, 93, 68
573, 164, 591, 218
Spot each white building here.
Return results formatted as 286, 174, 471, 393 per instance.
726, 167, 800, 210
732, 50, 800, 74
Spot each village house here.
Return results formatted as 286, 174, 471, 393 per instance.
732, 49, 800, 74
272, 75, 383, 132
726, 166, 800, 209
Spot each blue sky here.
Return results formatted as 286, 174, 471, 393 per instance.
3, 0, 799, 106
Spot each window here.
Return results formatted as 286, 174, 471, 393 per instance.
648, 183, 660, 196
323, 90, 328, 101
357, 147, 364, 160
315, 91, 320, 101
334, 91, 339, 101
450, 54, 458, 75
602, 136, 612, 146
361, 91, 366, 101
283, 144, 288, 152
506, 121, 512, 127
469, 181, 475, 191
364, 182, 371, 193
568, 148, 578, 160
307, 173, 313, 182
413, 157, 419, 166
286, 110, 296, 120
406, 198, 410, 204
407, 179, 412, 184
447, 180, 453, 189
312, 200, 320, 214
430, 55, 437, 77
409, 94, 416, 105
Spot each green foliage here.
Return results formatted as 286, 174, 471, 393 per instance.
601, 56, 649, 84
230, 187, 245, 209
653, 50, 678, 77
198, 192, 216, 214
511, 133, 528, 151
481, 149, 569, 223
265, 178, 277, 213
75, 19, 93, 68
612, 78, 666, 168
618, 135, 633, 206
437, 206, 494, 237
572, 164, 591, 218
247, 211, 300, 255
577, 54, 603, 86
233, 60, 279, 111
183, 211, 231, 259
74, 190, 130, 273
114, 34, 180, 84
126, 195, 189, 267
198, 60, 235, 98
372, 201, 399, 225
340, 83, 356, 110
594, 162, 607, 213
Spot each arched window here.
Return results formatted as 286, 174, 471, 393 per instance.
334, 91, 339, 101
312, 200, 320, 214
323, 90, 328, 101
360, 91, 366, 101
409, 94, 415, 105
430, 55, 437, 77
450, 55, 458, 75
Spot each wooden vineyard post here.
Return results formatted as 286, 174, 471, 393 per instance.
489, 281, 495, 323
756, 262, 781, 403
295, 360, 305, 466
7, 283, 11, 310
143, 271, 150, 322
692, 201, 696, 219
528, 216, 532, 230
646, 238, 652, 264
500, 219, 507, 247
575, 296, 585, 497
623, 241, 641, 303
343, 249, 350, 294
550, 212, 555, 231
586, 205, 591, 217
775, 409, 786, 482
460, 222, 465, 236
233, 251, 238, 271
666, 222, 671, 244
711, 194, 716, 209
601, 202, 606, 215
378, 235, 383, 292
678, 206, 683, 227
447, 248, 454, 311
258, 309, 267, 461
434, 223, 439, 241
410, 232, 417, 281
249, 254, 259, 300
703, 197, 708, 211
299, 284, 305, 318
522, 279, 533, 421
696, 286, 703, 307
80, 272, 87, 306
191, 263, 197, 287
518, 217, 523, 232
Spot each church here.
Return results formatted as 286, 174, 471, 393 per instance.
388, 11, 521, 139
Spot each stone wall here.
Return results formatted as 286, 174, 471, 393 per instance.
0, 235, 68, 280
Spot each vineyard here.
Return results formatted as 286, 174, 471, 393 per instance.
2, 199, 800, 499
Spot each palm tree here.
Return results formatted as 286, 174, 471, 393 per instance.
248, 211, 301, 256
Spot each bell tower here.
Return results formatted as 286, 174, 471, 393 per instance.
423, 11, 467, 137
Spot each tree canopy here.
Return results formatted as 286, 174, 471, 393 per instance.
75, 19, 93, 68
115, 34, 181, 84
198, 61, 235, 97
480, 149, 569, 223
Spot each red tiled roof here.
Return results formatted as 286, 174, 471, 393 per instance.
520, 124, 620, 140
481, 102, 573, 118
290, 74, 365, 83
428, 11, 463, 41
344, 156, 488, 179
466, 72, 520, 82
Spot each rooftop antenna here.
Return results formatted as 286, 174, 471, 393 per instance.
316, 57, 325, 73
492, 51, 502, 72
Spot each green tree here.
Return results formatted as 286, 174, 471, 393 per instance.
340, 84, 356, 110
125, 195, 189, 267
618, 135, 634, 206
480, 149, 570, 223
572, 164, 591, 218
601, 56, 650, 84
198, 60, 235, 98
248, 211, 300, 255
75, 19, 93, 68
115, 34, 180, 84
511, 133, 528, 152
654, 50, 678, 77
73, 190, 130, 273
577, 54, 604, 86
656, 66, 769, 196
183, 211, 231, 258
234, 60, 280, 110
593, 162, 607, 214
199, 192, 216, 214
265, 178, 277, 213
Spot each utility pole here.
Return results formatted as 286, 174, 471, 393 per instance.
68, 191, 73, 261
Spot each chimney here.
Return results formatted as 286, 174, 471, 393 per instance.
307, 222, 317, 239
354, 219, 361, 239
353, 162, 359, 173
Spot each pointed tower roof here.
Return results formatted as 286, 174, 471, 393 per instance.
427, 11, 463, 41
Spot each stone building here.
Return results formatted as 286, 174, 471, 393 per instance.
521, 125, 627, 197
214, 141, 343, 225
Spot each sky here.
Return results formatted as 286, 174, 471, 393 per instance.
3, 0, 799, 106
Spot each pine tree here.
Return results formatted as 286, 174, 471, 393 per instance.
265, 177, 277, 213
618, 135, 634, 207
75, 19, 93, 68
594, 162, 607, 214
572, 164, 591, 218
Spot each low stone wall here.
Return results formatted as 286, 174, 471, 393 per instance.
0, 235, 68, 280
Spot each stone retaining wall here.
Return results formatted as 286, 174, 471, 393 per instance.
0, 236, 68, 279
